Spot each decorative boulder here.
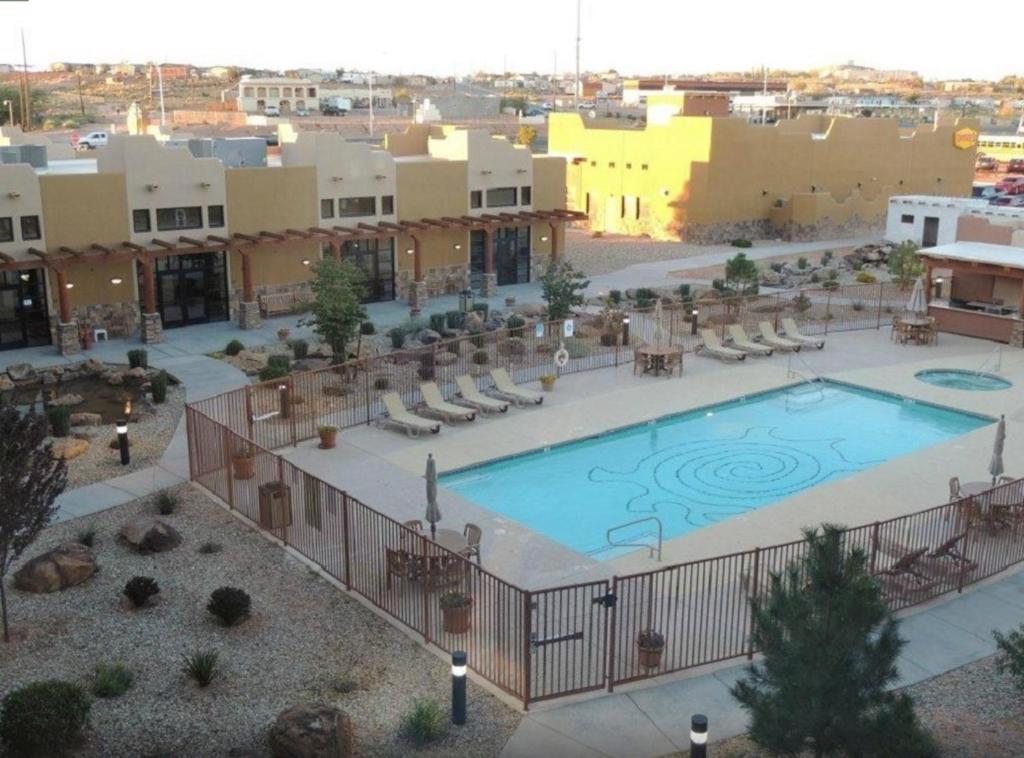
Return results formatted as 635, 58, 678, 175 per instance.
463, 312, 484, 334
292, 358, 330, 373
6, 363, 36, 382
106, 372, 125, 386
417, 329, 442, 345
434, 351, 459, 367
52, 438, 90, 460
0, 375, 14, 392
125, 366, 148, 380
119, 517, 183, 554
50, 393, 85, 407
82, 358, 107, 375
70, 412, 103, 427
14, 543, 98, 593
268, 704, 353, 758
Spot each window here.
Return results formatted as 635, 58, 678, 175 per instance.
590, 160, 597, 167
282, 87, 293, 97
320, 199, 334, 218
337, 196, 376, 217
609, 162, 616, 168
470, 190, 483, 209
620, 195, 626, 218
585, 193, 591, 215
0, 217, 12, 243
269, 87, 280, 97
486, 187, 517, 207
243, 86, 254, 97
641, 163, 649, 171
308, 87, 316, 97
635, 197, 641, 220
155, 206, 202, 231
626, 163, 632, 170
901, 214, 914, 224
132, 209, 151, 233
520, 186, 532, 205
20, 215, 41, 240
207, 205, 225, 228
381, 195, 394, 215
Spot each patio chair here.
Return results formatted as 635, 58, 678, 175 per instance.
463, 523, 482, 564
873, 545, 939, 604
377, 392, 442, 438
419, 382, 477, 425
633, 344, 650, 376
698, 329, 746, 362
454, 374, 509, 414
758, 321, 802, 352
922, 532, 977, 578
385, 548, 422, 590
403, 520, 424, 532
487, 368, 544, 407
781, 318, 825, 350
726, 324, 774, 356
949, 476, 961, 502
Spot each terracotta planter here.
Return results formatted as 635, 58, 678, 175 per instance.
232, 454, 255, 480
277, 328, 291, 342
318, 429, 337, 449
540, 378, 556, 392
505, 296, 516, 307
637, 644, 664, 670
442, 604, 472, 635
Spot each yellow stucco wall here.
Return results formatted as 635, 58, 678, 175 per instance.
531, 155, 568, 256
395, 159, 470, 273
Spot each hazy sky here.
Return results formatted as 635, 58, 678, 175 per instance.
1, 0, 1018, 81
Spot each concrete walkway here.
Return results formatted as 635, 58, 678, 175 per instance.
501, 566, 1024, 757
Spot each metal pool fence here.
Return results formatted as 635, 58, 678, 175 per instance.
185, 283, 1024, 708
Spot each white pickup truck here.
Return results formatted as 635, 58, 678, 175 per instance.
77, 131, 108, 149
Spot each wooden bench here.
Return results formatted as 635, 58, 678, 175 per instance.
259, 291, 312, 318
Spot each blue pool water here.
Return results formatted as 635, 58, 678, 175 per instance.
915, 369, 1012, 392
441, 382, 992, 559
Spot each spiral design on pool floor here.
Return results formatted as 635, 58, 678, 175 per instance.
589, 426, 871, 526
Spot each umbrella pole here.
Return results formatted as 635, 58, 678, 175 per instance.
431, 522, 437, 540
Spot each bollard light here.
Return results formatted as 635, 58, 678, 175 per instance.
622, 316, 630, 346
278, 383, 290, 420
934, 276, 944, 299
116, 420, 130, 466
451, 650, 467, 725
690, 714, 708, 758
691, 307, 699, 336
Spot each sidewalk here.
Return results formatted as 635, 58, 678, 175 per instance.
500, 567, 1024, 757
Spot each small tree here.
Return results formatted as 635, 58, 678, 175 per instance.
731, 525, 935, 757
541, 260, 590, 321
0, 404, 68, 642
713, 252, 759, 315
517, 124, 537, 146
888, 241, 924, 291
301, 258, 367, 359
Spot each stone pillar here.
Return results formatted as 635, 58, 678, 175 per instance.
141, 312, 163, 344
56, 321, 80, 356
238, 300, 262, 330
55, 268, 74, 323
329, 240, 341, 261
141, 257, 157, 314
481, 272, 498, 297
480, 227, 497, 297
409, 236, 427, 309
548, 221, 561, 264
239, 250, 255, 303
1012, 320, 1024, 349
409, 280, 428, 311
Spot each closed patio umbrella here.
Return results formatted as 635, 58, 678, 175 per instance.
990, 415, 1006, 485
906, 277, 927, 315
653, 299, 665, 348
425, 453, 441, 540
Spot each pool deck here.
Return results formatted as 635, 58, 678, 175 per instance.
283, 329, 1023, 588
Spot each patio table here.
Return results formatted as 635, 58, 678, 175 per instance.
636, 344, 683, 377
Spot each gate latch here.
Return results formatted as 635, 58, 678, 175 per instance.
592, 592, 617, 609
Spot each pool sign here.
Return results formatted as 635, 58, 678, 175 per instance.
953, 127, 978, 151
534, 322, 545, 338
563, 319, 574, 338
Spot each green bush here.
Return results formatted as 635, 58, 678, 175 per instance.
506, 315, 525, 337
150, 371, 169, 404
360, 321, 376, 335
809, 272, 821, 284
429, 313, 447, 333
259, 363, 289, 382
445, 310, 465, 330
182, 650, 219, 688
635, 287, 656, 301
76, 528, 96, 548
388, 328, 406, 350
995, 623, 1024, 692
608, 289, 622, 304
224, 339, 245, 356
155, 489, 178, 515
123, 576, 160, 608
821, 250, 834, 265
402, 699, 447, 747
565, 337, 592, 359
677, 284, 692, 301
730, 238, 753, 248
267, 354, 291, 371
796, 256, 809, 270
852, 259, 864, 271
127, 348, 148, 369
289, 339, 309, 360
471, 302, 490, 320
47, 406, 71, 438
0, 680, 91, 755
92, 662, 133, 698
823, 280, 840, 291
472, 349, 490, 365
207, 586, 251, 627
856, 271, 877, 284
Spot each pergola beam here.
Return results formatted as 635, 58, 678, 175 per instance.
207, 234, 232, 245
59, 246, 84, 257
179, 236, 207, 247
151, 239, 176, 250
0, 250, 13, 263
285, 228, 311, 238
259, 231, 286, 241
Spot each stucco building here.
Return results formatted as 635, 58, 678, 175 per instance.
237, 78, 320, 114
549, 101, 978, 243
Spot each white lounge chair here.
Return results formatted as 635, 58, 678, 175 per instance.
378, 392, 441, 438
698, 329, 746, 362
420, 382, 477, 425
781, 318, 825, 350
726, 324, 774, 356
758, 321, 802, 352
455, 374, 509, 414
486, 368, 544, 407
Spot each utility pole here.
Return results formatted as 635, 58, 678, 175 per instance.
760, 64, 768, 125
368, 70, 374, 137
156, 64, 166, 126
20, 29, 31, 130
76, 70, 86, 116
574, 0, 581, 111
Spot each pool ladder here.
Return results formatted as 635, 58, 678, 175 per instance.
975, 345, 1003, 377
785, 353, 825, 409
606, 516, 662, 561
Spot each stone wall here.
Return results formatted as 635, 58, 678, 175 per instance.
59, 301, 142, 342
770, 214, 886, 242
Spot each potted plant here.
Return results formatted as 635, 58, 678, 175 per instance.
539, 374, 557, 392
636, 629, 665, 670
277, 327, 291, 342
232, 444, 256, 480
318, 425, 338, 449
505, 295, 516, 307
439, 591, 473, 634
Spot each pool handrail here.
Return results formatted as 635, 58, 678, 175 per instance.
607, 516, 663, 561
975, 345, 1003, 377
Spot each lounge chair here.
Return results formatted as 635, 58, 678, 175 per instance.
873, 545, 939, 603
487, 368, 544, 407
698, 329, 746, 362
781, 318, 825, 350
377, 392, 442, 438
758, 321, 802, 352
726, 324, 774, 356
454, 374, 509, 414
420, 382, 477, 425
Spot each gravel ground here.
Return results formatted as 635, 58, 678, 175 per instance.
62, 384, 184, 490
0, 485, 520, 757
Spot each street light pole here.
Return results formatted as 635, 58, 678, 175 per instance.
2, 100, 12, 126
574, 0, 581, 112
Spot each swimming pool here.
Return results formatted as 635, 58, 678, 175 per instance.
915, 369, 1012, 392
441, 382, 992, 560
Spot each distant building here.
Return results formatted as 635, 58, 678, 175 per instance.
149, 64, 192, 80
204, 66, 235, 79
817, 61, 919, 82
237, 77, 319, 114
110, 63, 139, 77
0, 64, 15, 74
622, 78, 786, 105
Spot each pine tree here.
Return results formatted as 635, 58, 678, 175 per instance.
731, 524, 936, 757
541, 260, 590, 321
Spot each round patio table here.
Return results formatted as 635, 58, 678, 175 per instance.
959, 481, 1019, 504
402, 528, 470, 555
636, 344, 683, 377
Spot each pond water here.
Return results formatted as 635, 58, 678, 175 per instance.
4, 377, 145, 424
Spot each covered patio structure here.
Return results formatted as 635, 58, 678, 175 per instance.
919, 242, 1024, 346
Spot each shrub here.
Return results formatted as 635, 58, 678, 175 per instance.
809, 272, 821, 284
289, 339, 309, 360
506, 315, 525, 338
730, 238, 753, 248
92, 662, 133, 698
224, 339, 245, 356
207, 586, 251, 627
445, 310, 465, 330
793, 294, 812, 312
150, 371, 169, 404
821, 250, 834, 265
156, 489, 178, 515
825, 268, 839, 281
47, 406, 71, 438
852, 300, 865, 312
360, 321, 376, 335
608, 289, 622, 305
373, 376, 390, 391
565, 337, 591, 359
182, 650, 219, 688
76, 528, 96, 548
259, 363, 289, 382
267, 354, 291, 372
198, 541, 223, 555
402, 699, 447, 747
770, 262, 784, 273
635, 287, 656, 301
388, 328, 405, 350
429, 312, 447, 333
471, 302, 490, 320
472, 349, 490, 365
127, 348, 148, 369
994, 623, 1024, 693
796, 256, 809, 270
852, 259, 864, 271
123, 576, 160, 608
0, 680, 91, 755
856, 271, 877, 284
823, 280, 840, 292
677, 284, 692, 302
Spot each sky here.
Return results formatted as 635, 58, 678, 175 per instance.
0, 0, 1018, 81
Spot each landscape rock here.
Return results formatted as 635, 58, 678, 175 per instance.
126, 367, 148, 380
52, 438, 90, 460
82, 358, 107, 375
463, 311, 484, 334
41, 371, 59, 386
292, 358, 330, 373
268, 704, 353, 758
13, 543, 98, 593
418, 329, 442, 345
70, 412, 103, 427
7, 363, 35, 382
119, 517, 183, 554
0, 375, 13, 392
106, 372, 125, 386
50, 393, 85, 407
434, 350, 459, 366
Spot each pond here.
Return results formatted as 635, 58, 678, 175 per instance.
4, 377, 146, 424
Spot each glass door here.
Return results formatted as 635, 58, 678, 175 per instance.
142, 253, 229, 329
342, 239, 396, 303
0, 269, 51, 350
494, 227, 531, 285
468, 230, 486, 290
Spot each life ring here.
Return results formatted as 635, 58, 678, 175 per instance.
554, 348, 570, 367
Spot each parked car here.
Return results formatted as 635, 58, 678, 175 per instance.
295, 108, 310, 117
1008, 158, 1024, 174
972, 184, 1001, 200
989, 195, 1024, 207
976, 155, 999, 171
77, 131, 107, 149
263, 105, 280, 117
260, 133, 279, 147
995, 176, 1024, 195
